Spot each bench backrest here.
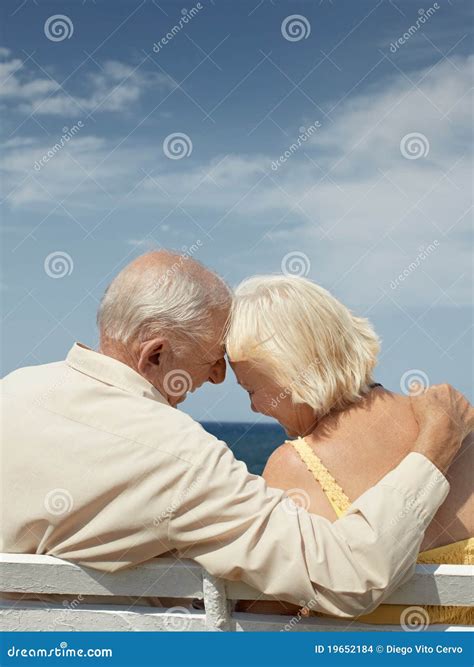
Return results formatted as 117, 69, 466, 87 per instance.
1, 554, 472, 632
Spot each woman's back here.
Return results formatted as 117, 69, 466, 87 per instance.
265, 387, 473, 551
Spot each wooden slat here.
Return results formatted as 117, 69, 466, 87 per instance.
0, 554, 203, 598
226, 564, 474, 607
385, 564, 474, 606
2, 556, 472, 605
0, 602, 207, 632
1, 554, 472, 635
2, 604, 472, 633
233, 613, 474, 632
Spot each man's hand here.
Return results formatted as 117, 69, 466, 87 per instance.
410, 384, 474, 474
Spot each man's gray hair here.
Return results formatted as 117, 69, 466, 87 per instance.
97, 252, 231, 347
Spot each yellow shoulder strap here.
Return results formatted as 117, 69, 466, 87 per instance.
289, 437, 351, 518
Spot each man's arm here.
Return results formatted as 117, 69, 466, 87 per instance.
168, 385, 471, 617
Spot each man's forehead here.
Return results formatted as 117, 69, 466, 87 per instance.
210, 341, 226, 358
200, 332, 225, 358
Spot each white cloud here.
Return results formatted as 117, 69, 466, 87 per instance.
0, 50, 175, 116
2, 53, 471, 307
2, 134, 141, 209
0, 57, 59, 99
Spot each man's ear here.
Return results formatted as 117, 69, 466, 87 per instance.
137, 337, 168, 376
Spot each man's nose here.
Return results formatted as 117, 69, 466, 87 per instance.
209, 358, 226, 384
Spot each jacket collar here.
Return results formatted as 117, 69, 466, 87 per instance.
66, 342, 169, 405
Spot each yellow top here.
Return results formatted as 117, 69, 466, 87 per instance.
289, 437, 473, 626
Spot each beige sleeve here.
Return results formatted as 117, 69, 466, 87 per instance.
168, 435, 449, 617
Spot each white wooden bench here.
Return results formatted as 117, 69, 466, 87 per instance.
1, 554, 472, 632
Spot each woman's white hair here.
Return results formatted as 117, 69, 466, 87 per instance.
97, 252, 231, 348
226, 275, 380, 417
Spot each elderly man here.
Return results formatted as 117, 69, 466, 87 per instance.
1, 250, 472, 618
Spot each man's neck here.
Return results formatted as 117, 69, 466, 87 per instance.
99, 338, 138, 373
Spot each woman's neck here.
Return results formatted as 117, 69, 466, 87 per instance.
304, 386, 389, 441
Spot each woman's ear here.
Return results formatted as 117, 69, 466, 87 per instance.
137, 337, 167, 376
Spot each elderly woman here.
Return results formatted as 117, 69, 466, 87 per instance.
226, 275, 473, 625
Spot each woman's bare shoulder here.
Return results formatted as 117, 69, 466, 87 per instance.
263, 442, 339, 520
262, 442, 305, 489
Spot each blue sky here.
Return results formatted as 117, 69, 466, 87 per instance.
1, 0, 472, 422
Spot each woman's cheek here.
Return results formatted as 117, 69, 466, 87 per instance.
252, 394, 276, 417
249, 397, 259, 413
249, 395, 262, 414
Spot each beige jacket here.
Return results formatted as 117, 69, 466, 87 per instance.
0, 343, 449, 617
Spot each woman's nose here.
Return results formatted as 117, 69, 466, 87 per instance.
209, 358, 226, 384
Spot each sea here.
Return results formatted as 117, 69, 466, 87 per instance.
200, 422, 286, 476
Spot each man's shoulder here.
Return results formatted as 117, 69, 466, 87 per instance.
121, 398, 221, 463
2, 360, 228, 469
2, 360, 65, 384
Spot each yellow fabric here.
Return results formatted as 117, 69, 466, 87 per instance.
289, 437, 473, 626
291, 438, 350, 519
